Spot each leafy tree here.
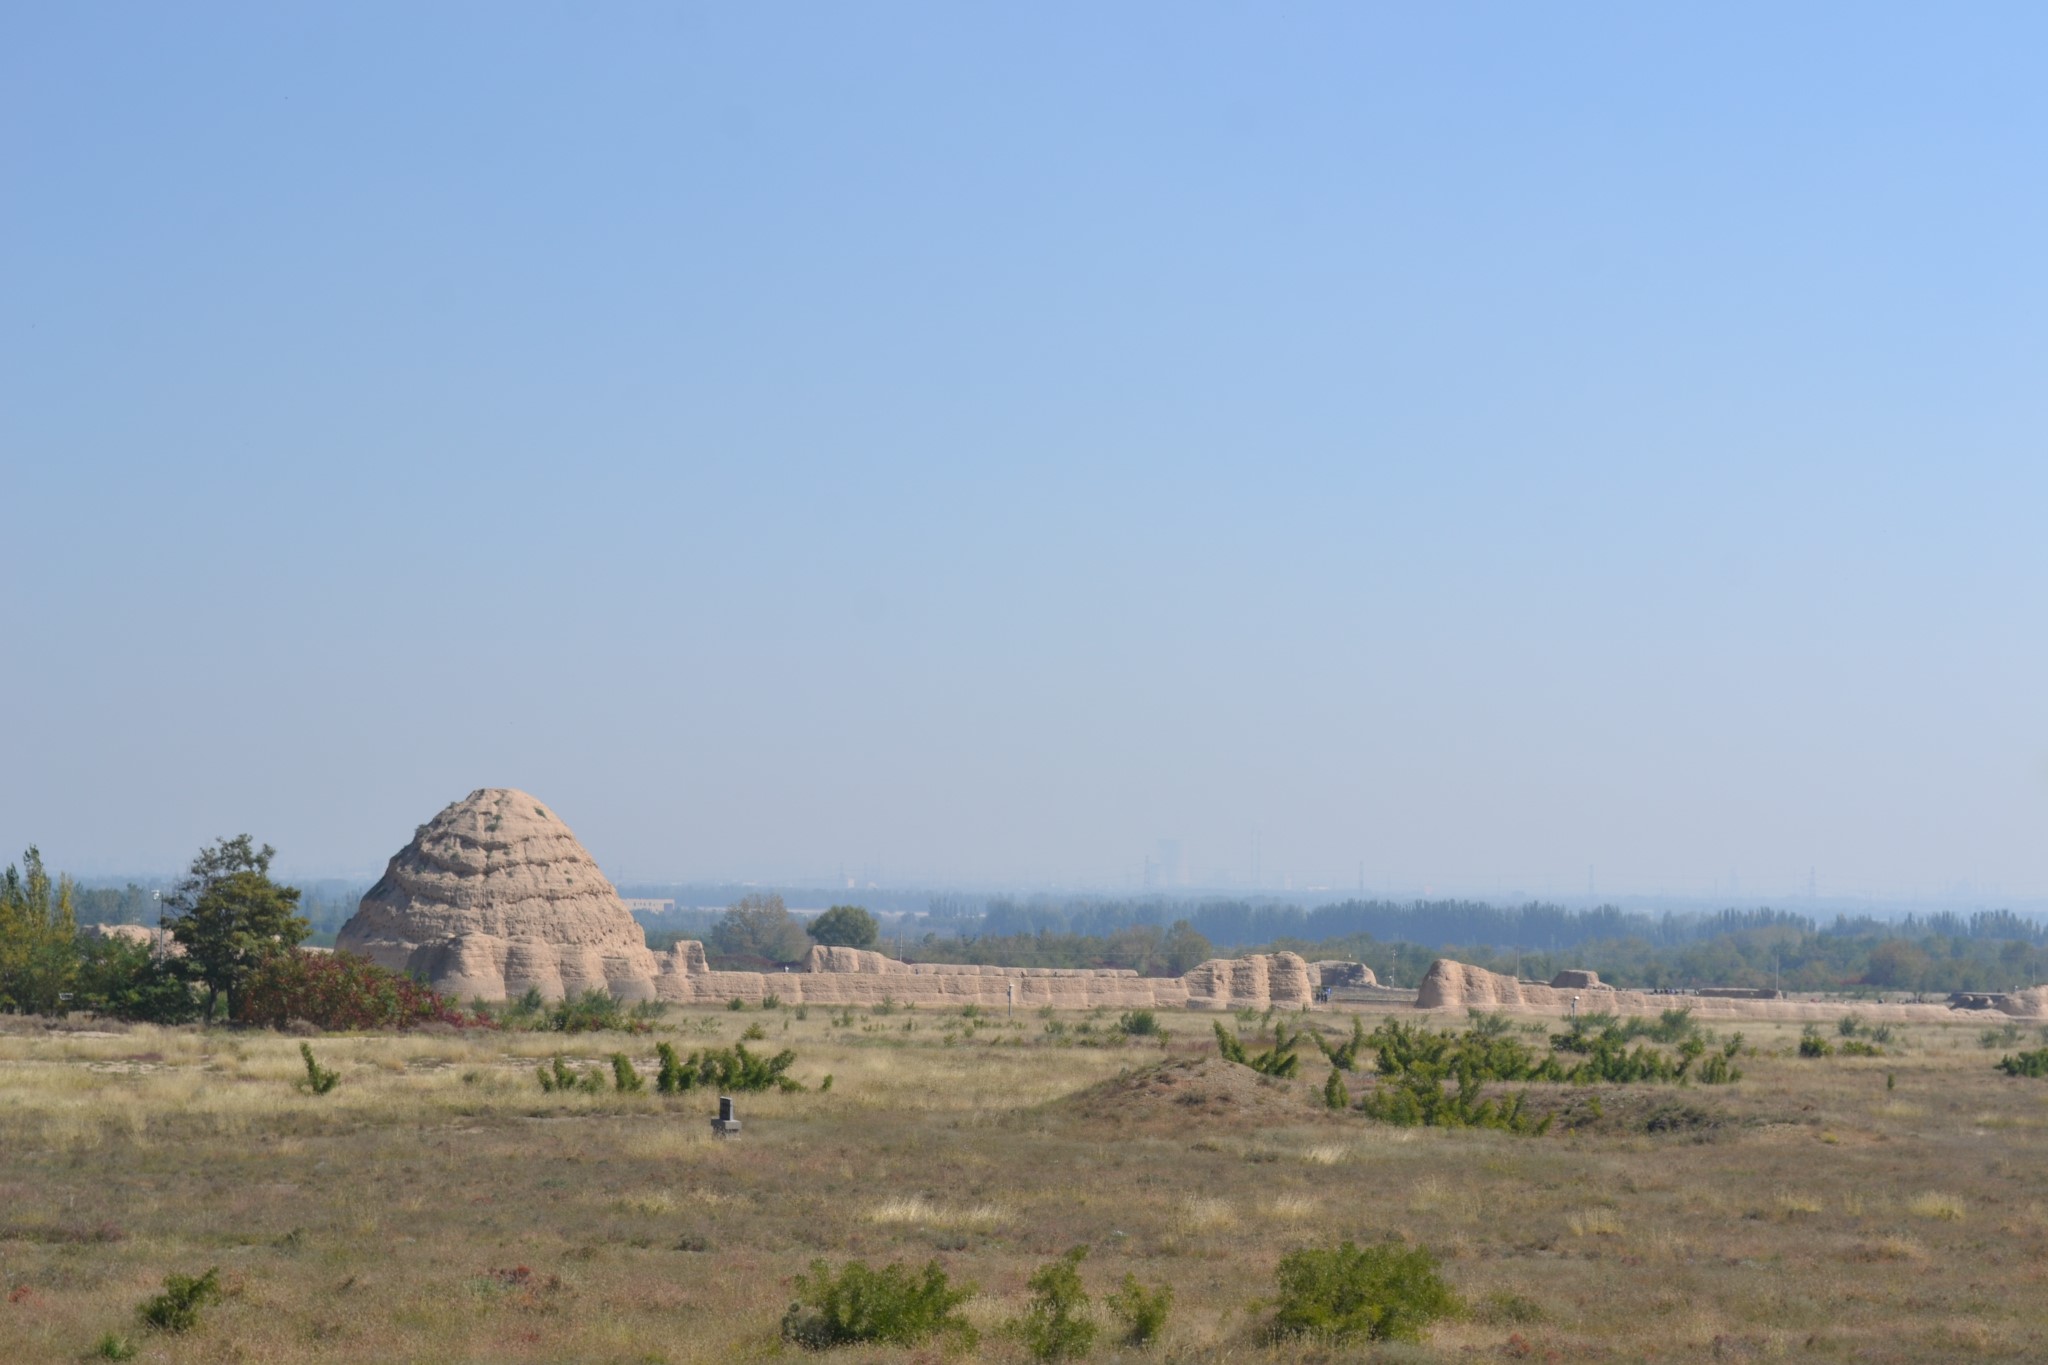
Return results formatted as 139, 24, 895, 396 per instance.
807, 904, 880, 949
0, 846, 79, 1013
73, 934, 197, 1023
1864, 938, 1932, 990
712, 892, 809, 963
162, 836, 307, 1020
1161, 918, 1213, 974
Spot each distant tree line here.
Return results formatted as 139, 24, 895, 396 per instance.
67, 877, 366, 942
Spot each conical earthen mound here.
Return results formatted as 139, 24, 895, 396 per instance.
336, 788, 666, 1001
335, 788, 1330, 1009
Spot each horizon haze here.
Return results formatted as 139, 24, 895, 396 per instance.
6, 7, 2046, 901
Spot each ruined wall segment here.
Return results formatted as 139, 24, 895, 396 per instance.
335, 789, 1318, 1008
1416, 957, 2040, 1022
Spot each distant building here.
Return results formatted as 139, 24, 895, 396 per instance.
622, 898, 676, 915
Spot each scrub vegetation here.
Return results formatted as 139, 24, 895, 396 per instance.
2, 1001, 2047, 1362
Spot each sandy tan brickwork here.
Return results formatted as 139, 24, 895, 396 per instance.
1415, 956, 2043, 1022
334, 790, 1321, 1008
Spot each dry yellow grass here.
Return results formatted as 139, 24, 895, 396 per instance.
0, 1006, 2045, 1362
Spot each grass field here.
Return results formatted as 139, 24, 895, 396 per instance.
3, 1003, 2046, 1362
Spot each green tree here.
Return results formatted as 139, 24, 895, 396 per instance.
807, 904, 879, 949
1161, 919, 1214, 975
711, 892, 809, 963
163, 836, 307, 1020
1864, 938, 1933, 990
1012, 1246, 1096, 1361
73, 934, 197, 1023
0, 846, 79, 1013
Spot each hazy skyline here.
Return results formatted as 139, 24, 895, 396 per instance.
6, 7, 2045, 898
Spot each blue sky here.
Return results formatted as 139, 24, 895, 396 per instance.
4, 5, 2044, 899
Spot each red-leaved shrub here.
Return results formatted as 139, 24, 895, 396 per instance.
236, 949, 494, 1032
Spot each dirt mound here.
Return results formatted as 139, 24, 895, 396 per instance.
1055, 1054, 1326, 1132
336, 788, 668, 1001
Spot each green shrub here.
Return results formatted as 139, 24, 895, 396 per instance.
536, 1054, 603, 1093
1105, 1272, 1173, 1346
1011, 1246, 1095, 1362
1467, 1010, 1514, 1038
1323, 1068, 1349, 1110
1798, 1027, 1834, 1058
138, 1267, 222, 1333
1981, 1022, 2024, 1049
1314, 1017, 1368, 1071
780, 1258, 976, 1350
1212, 1021, 1302, 1077
819, 1073, 833, 1092
1996, 1047, 2048, 1078
72, 935, 198, 1024
1839, 1039, 1884, 1057
742, 1022, 768, 1040
648, 1042, 800, 1092
1615, 1007, 1697, 1044
727, 997, 747, 1011
92, 1331, 137, 1360
1268, 1241, 1458, 1343
1118, 1009, 1159, 1037
610, 1053, 645, 1092
761, 993, 782, 1010
656, 1042, 686, 1093
297, 1042, 338, 1095
1358, 1073, 1550, 1134
500, 988, 645, 1034
1837, 1013, 1863, 1038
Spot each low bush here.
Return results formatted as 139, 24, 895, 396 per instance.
1996, 1047, 2048, 1078
238, 949, 488, 1031
1467, 1010, 1515, 1038
1106, 1272, 1173, 1346
781, 1258, 976, 1350
1011, 1246, 1095, 1362
1268, 1240, 1459, 1343
1621, 1007, 1699, 1045
1314, 1017, 1368, 1071
1323, 1068, 1349, 1110
610, 1053, 645, 1092
297, 1043, 338, 1094
653, 1042, 800, 1093
1799, 1028, 1834, 1058
1213, 1021, 1302, 1077
535, 1055, 605, 1094
727, 997, 747, 1012
91, 1331, 137, 1360
1357, 1073, 1550, 1134
1117, 1009, 1160, 1037
1980, 1022, 2025, 1048
138, 1267, 222, 1333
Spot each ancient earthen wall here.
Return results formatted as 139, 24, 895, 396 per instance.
1415, 957, 2039, 1021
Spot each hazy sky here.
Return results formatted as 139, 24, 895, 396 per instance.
5, 6, 2045, 898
